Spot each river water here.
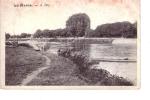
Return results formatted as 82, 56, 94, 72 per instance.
90, 42, 137, 84
46, 38, 137, 84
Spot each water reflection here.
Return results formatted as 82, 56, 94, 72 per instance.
46, 39, 137, 84
89, 43, 137, 60
47, 41, 137, 61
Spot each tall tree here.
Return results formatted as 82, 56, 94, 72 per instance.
33, 29, 42, 38
66, 13, 90, 37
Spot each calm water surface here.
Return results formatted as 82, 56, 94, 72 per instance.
47, 39, 137, 84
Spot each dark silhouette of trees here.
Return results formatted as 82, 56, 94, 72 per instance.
86, 21, 137, 38
20, 33, 31, 38
5, 33, 10, 40
66, 13, 90, 37
7, 33, 31, 38
10, 35, 20, 38
132, 22, 137, 38
33, 29, 70, 38
32, 13, 137, 38
33, 29, 42, 38
6, 13, 137, 39
85, 29, 95, 37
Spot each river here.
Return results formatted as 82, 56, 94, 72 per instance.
24, 38, 137, 84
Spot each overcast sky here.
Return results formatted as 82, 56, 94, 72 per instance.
1, 0, 139, 35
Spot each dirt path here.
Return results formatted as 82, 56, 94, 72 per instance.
21, 54, 51, 85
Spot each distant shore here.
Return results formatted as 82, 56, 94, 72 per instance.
7, 37, 137, 44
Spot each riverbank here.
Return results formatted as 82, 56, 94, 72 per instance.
57, 49, 134, 86
5, 45, 133, 86
27, 52, 87, 85
8, 37, 137, 44
5, 46, 87, 85
26, 50, 133, 86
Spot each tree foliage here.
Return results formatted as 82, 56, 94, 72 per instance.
5, 33, 11, 40
29, 13, 137, 38
20, 33, 31, 38
66, 13, 90, 37
86, 21, 137, 38
33, 29, 70, 38
10, 33, 31, 38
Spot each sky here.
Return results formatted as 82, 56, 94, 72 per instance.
1, 0, 139, 35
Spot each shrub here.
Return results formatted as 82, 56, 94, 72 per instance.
70, 53, 90, 73
58, 48, 91, 74
42, 43, 50, 51
6, 41, 13, 46
58, 48, 72, 57
18, 43, 32, 48
84, 68, 133, 86
10, 41, 19, 47
5, 33, 11, 40
58, 48, 133, 86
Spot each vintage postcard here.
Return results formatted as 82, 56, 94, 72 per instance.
0, 0, 140, 89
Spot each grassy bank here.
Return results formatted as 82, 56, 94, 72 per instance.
58, 49, 134, 86
27, 53, 87, 85
27, 49, 133, 86
5, 46, 46, 85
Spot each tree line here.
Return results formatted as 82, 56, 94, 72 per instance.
33, 13, 137, 38
86, 21, 137, 38
5, 33, 31, 40
5, 13, 137, 39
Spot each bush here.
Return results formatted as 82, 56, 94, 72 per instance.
6, 41, 13, 46
70, 53, 90, 73
58, 49, 91, 73
85, 69, 133, 86
58, 48, 72, 57
5, 33, 11, 40
18, 43, 32, 48
58, 48, 133, 86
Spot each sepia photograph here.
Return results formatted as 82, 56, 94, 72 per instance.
1, 0, 140, 89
